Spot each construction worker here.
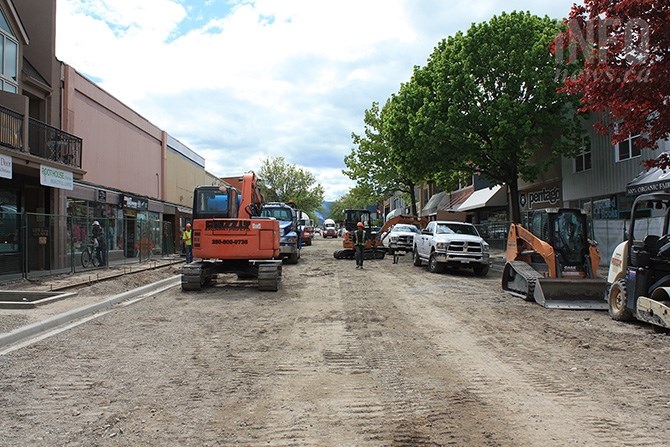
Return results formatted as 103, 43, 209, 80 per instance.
354, 221, 366, 269
182, 223, 192, 263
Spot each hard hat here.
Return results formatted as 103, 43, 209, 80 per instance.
357, 222, 364, 228
186, 223, 191, 228
92, 221, 100, 226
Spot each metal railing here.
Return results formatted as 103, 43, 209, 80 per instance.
0, 211, 178, 281
28, 119, 82, 168
0, 106, 83, 168
0, 105, 23, 150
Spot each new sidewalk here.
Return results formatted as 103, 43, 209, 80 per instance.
0, 255, 185, 349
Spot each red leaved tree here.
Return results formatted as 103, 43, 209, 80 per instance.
552, 0, 670, 168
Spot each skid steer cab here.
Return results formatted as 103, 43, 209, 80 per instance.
502, 208, 607, 310
607, 192, 670, 330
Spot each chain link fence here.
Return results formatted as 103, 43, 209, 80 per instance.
474, 218, 644, 267
0, 211, 178, 281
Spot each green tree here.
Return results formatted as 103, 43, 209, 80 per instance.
328, 185, 379, 223
259, 157, 325, 215
422, 12, 583, 223
345, 100, 428, 217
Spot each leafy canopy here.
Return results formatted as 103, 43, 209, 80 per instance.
258, 156, 325, 215
420, 11, 582, 222
553, 0, 670, 155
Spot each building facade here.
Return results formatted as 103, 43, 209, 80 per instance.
0, 0, 220, 277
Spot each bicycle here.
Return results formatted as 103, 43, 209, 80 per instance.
81, 238, 101, 268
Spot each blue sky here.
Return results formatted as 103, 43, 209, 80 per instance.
55, 0, 582, 201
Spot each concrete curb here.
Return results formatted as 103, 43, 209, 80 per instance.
0, 275, 181, 349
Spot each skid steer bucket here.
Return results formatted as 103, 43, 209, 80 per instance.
533, 278, 608, 310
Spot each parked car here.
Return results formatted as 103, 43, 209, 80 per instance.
382, 224, 420, 255
301, 225, 314, 246
413, 220, 490, 276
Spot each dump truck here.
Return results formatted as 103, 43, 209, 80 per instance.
607, 192, 670, 330
501, 208, 607, 309
181, 172, 282, 291
260, 202, 301, 264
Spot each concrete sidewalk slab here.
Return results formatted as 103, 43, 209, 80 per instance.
0, 275, 180, 349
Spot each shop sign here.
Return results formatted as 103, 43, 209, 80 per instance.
593, 196, 618, 219
32, 228, 49, 237
122, 195, 148, 210
519, 185, 561, 211
97, 190, 107, 202
40, 165, 73, 190
0, 154, 12, 179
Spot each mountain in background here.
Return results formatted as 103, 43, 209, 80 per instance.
313, 201, 333, 225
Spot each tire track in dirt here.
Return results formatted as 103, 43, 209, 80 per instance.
385, 259, 670, 447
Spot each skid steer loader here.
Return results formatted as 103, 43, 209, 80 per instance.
607, 192, 670, 330
501, 208, 607, 310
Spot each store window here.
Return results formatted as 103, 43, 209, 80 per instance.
615, 131, 641, 162
0, 190, 18, 252
0, 11, 18, 93
574, 142, 592, 172
67, 199, 122, 251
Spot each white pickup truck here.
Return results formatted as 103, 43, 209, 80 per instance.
413, 220, 491, 276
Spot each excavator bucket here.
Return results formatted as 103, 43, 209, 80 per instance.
533, 278, 608, 310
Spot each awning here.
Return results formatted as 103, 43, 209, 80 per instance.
440, 189, 473, 212
386, 208, 403, 220
626, 153, 670, 195
457, 185, 507, 212
420, 191, 446, 217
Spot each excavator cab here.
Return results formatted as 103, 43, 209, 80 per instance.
344, 209, 373, 237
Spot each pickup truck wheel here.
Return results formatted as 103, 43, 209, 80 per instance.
413, 248, 422, 267
428, 252, 444, 273
473, 264, 489, 277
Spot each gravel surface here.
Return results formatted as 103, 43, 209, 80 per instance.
0, 238, 668, 446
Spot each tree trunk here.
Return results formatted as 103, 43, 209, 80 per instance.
507, 181, 522, 224
408, 182, 418, 217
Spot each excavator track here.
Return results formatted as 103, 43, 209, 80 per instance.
333, 248, 386, 260
365, 248, 386, 260
181, 262, 213, 291
257, 263, 281, 291
502, 261, 542, 302
333, 249, 355, 259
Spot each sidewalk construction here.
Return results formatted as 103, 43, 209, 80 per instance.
0, 255, 184, 351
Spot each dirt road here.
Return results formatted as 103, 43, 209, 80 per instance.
0, 238, 669, 446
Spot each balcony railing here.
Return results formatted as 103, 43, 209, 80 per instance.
0, 105, 82, 168
28, 118, 82, 168
0, 105, 23, 150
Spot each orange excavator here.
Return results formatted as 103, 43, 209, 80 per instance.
501, 208, 607, 309
333, 208, 426, 260
181, 171, 282, 291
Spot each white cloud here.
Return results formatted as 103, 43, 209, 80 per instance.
56, 0, 581, 203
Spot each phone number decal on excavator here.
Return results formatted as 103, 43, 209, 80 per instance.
211, 239, 249, 245
205, 220, 250, 231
